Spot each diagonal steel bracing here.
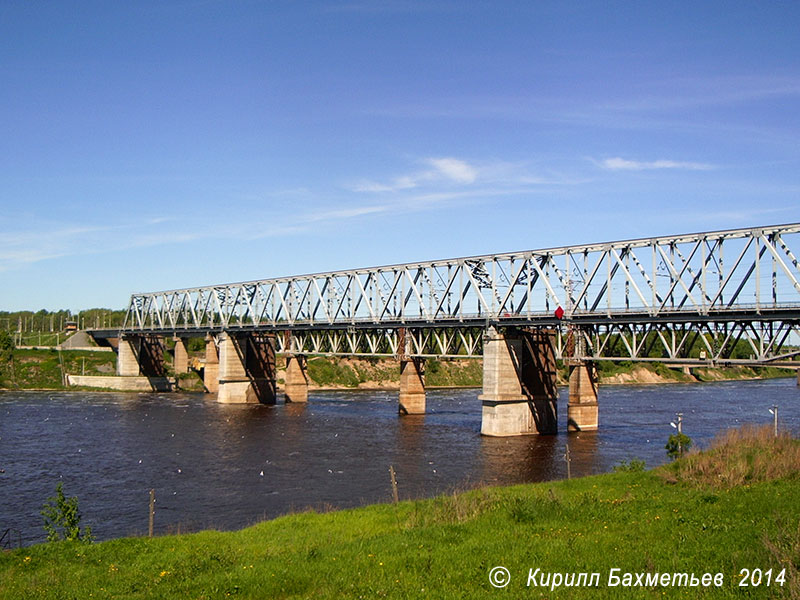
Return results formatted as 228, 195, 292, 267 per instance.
119, 223, 800, 365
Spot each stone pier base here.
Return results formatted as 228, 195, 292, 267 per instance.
567, 361, 598, 432
116, 335, 166, 377
117, 336, 141, 376
173, 337, 189, 374
399, 357, 426, 414
479, 328, 557, 436
284, 355, 309, 403
204, 336, 219, 394
216, 333, 276, 404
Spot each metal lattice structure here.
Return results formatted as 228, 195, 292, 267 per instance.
120, 223, 800, 365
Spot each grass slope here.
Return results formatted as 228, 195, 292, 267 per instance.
2, 428, 798, 599
2, 347, 792, 392
6, 349, 116, 389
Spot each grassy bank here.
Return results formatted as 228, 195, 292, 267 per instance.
303, 355, 483, 388
0, 347, 793, 392
2, 348, 116, 389
2, 426, 798, 599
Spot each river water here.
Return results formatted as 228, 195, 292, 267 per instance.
1, 378, 798, 546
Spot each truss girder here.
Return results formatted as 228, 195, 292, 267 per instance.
158, 319, 799, 365
122, 224, 800, 345
574, 319, 800, 366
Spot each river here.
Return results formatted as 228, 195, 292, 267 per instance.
1, 378, 798, 546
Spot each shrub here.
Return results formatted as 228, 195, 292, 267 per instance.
613, 459, 646, 473
665, 432, 693, 460
660, 425, 800, 489
41, 482, 93, 543
0, 330, 14, 385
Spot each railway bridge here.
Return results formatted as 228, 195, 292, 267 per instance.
93, 223, 800, 436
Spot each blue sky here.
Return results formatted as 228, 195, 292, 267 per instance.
1, 1, 798, 311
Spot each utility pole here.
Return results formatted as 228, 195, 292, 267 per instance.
670, 412, 685, 457
148, 489, 155, 538
769, 405, 778, 438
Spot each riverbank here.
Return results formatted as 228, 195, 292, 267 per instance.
0, 348, 794, 392
1, 425, 797, 599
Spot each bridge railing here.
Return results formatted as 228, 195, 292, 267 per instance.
123, 223, 800, 332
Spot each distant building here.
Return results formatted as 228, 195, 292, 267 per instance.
65, 321, 78, 332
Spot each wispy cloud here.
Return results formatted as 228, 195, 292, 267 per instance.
599, 75, 800, 113
427, 157, 477, 183
599, 157, 715, 171
348, 155, 583, 196
0, 156, 582, 272
304, 204, 391, 222
350, 156, 479, 193
363, 74, 800, 146
0, 224, 126, 268
0, 222, 185, 272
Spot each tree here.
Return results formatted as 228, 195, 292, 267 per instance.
41, 482, 93, 543
0, 330, 14, 386
665, 433, 693, 460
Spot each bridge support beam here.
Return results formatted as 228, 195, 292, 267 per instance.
284, 355, 308, 403
173, 337, 189, 374
217, 332, 277, 404
204, 336, 219, 393
479, 327, 557, 436
567, 361, 598, 431
399, 357, 426, 415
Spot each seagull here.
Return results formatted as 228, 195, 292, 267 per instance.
259, 471, 264, 477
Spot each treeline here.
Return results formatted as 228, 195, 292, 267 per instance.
0, 309, 127, 333
597, 330, 779, 362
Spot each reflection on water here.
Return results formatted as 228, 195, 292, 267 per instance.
0, 378, 798, 545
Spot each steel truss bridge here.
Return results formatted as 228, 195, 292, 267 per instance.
120, 223, 800, 367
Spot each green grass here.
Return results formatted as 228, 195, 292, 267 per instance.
5, 349, 116, 389
304, 357, 483, 388
425, 357, 482, 387
16, 332, 70, 347
2, 428, 798, 599
3, 348, 791, 392
305, 357, 362, 387
694, 365, 794, 382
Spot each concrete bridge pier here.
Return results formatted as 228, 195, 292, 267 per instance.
399, 357, 426, 414
117, 335, 142, 376
117, 334, 166, 377
479, 327, 557, 436
284, 355, 309, 403
567, 361, 599, 431
173, 337, 189, 374
204, 335, 219, 393
217, 332, 277, 404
